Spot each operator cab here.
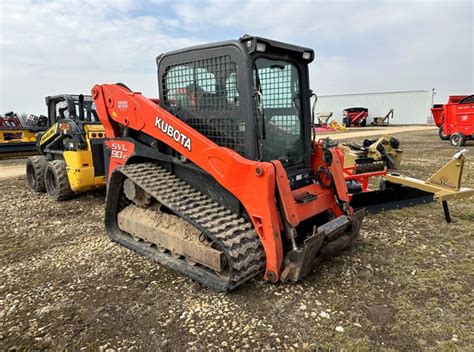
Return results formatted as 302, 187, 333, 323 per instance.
41, 94, 105, 176
157, 35, 315, 189
46, 94, 100, 126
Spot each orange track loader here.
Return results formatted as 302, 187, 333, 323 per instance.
92, 35, 472, 291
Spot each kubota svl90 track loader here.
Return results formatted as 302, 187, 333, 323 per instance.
92, 35, 365, 291
92, 35, 472, 291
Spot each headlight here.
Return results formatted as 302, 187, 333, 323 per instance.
256, 43, 266, 52
302, 51, 312, 60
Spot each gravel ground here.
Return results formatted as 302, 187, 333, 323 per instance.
1, 129, 473, 350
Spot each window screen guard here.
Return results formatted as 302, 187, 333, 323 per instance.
162, 55, 239, 112
254, 58, 304, 166
162, 55, 246, 155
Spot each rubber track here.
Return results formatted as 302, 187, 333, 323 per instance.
118, 163, 266, 291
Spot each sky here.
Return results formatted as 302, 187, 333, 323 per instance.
0, 0, 472, 114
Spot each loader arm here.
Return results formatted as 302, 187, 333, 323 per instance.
93, 84, 285, 280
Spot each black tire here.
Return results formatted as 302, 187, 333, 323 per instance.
389, 136, 400, 149
26, 156, 48, 192
449, 133, 466, 147
44, 160, 73, 201
438, 127, 450, 141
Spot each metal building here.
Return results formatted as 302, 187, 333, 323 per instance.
314, 90, 433, 125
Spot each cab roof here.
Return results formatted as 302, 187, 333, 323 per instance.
157, 34, 315, 63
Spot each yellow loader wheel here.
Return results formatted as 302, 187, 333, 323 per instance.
26, 156, 48, 192
44, 160, 73, 201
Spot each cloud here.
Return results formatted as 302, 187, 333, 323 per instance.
311, 2, 473, 101
0, 0, 199, 113
1, 0, 472, 113
171, 0, 473, 101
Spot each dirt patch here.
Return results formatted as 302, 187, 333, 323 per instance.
366, 304, 396, 326
0, 130, 473, 350
0, 159, 25, 180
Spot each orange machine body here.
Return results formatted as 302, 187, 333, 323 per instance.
93, 84, 353, 282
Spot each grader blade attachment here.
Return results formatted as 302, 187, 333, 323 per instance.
351, 149, 473, 223
385, 149, 473, 200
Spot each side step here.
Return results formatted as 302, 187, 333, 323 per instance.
280, 209, 365, 283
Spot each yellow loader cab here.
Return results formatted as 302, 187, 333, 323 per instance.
26, 94, 106, 200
